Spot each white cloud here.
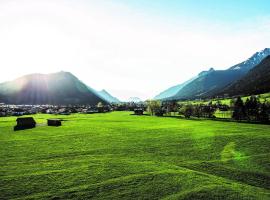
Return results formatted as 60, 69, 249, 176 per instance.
0, 0, 269, 101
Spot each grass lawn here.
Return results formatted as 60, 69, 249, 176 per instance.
0, 112, 270, 199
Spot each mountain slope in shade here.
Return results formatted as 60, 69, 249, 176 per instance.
220, 55, 270, 96
98, 89, 120, 103
0, 71, 108, 105
153, 76, 198, 100
173, 48, 270, 100
173, 68, 245, 99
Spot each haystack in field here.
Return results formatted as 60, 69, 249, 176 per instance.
134, 108, 144, 115
14, 117, 36, 131
47, 119, 62, 126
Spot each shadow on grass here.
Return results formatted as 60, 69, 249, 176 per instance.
182, 161, 270, 190
130, 114, 149, 116
13, 125, 36, 131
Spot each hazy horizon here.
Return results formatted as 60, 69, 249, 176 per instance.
1, 0, 270, 101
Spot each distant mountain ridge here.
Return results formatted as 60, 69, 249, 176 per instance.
0, 71, 108, 105
228, 48, 270, 71
220, 55, 270, 96
127, 97, 142, 103
97, 89, 120, 103
153, 76, 198, 100
157, 48, 270, 100
173, 68, 245, 99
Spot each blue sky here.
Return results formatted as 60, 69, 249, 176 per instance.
0, 0, 269, 100
117, 0, 270, 21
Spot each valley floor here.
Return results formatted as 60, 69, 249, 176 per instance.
0, 112, 270, 199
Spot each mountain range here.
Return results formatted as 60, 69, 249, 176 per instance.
154, 76, 198, 100
155, 48, 270, 100
0, 48, 269, 105
220, 55, 270, 96
97, 89, 120, 103
0, 71, 111, 105
127, 97, 142, 103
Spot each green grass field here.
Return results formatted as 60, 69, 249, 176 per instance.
1, 112, 270, 199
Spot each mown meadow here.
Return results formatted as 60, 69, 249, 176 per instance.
0, 112, 270, 199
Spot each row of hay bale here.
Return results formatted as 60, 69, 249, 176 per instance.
14, 117, 62, 131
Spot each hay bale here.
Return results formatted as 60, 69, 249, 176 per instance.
14, 117, 36, 131
47, 119, 62, 126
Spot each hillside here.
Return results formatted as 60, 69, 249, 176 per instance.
221, 55, 270, 96
0, 71, 108, 105
154, 84, 184, 100
153, 76, 198, 100
174, 68, 245, 99
98, 89, 120, 103
172, 48, 270, 100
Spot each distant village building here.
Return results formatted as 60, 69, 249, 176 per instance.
134, 108, 144, 115
12, 112, 24, 116
14, 117, 36, 131
47, 119, 62, 126
46, 109, 54, 114
0, 112, 7, 117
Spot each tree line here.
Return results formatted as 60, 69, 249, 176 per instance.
232, 96, 269, 122
146, 96, 270, 123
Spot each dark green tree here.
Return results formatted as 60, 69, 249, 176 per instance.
232, 97, 246, 120
179, 104, 193, 118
